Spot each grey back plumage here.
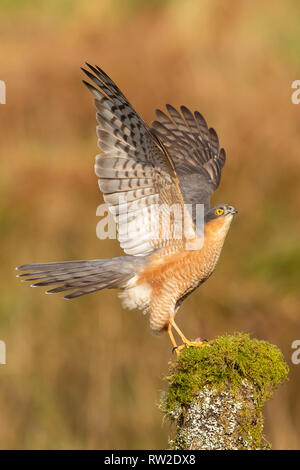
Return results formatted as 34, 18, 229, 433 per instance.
150, 105, 226, 213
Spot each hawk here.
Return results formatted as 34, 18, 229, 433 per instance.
17, 64, 237, 353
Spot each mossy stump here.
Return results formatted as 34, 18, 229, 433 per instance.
161, 333, 289, 450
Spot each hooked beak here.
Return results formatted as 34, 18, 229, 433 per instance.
228, 206, 238, 215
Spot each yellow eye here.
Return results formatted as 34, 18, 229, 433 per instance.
215, 208, 224, 216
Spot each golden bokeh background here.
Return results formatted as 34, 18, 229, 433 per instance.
1, 0, 300, 449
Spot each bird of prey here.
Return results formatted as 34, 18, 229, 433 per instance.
17, 64, 237, 353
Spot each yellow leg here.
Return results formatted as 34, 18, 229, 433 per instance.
170, 318, 209, 354
171, 319, 190, 344
168, 323, 178, 352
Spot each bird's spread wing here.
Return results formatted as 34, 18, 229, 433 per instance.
82, 64, 196, 256
150, 105, 226, 214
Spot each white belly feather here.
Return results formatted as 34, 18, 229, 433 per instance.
118, 276, 152, 312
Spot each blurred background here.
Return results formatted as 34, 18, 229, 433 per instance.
1, 0, 300, 449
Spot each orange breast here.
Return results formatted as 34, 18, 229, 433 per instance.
139, 216, 228, 287
137, 215, 232, 332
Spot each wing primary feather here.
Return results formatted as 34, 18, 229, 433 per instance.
82, 65, 195, 255
150, 105, 226, 212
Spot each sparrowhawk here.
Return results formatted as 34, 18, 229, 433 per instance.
17, 64, 237, 353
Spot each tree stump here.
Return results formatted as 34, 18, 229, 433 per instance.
160, 333, 289, 450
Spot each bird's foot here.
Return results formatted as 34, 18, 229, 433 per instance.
173, 338, 210, 355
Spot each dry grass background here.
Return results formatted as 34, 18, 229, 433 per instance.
1, 0, 300, 449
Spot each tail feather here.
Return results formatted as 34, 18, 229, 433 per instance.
16, 257, 146, 299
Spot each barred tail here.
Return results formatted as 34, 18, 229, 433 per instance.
16, 256, 146, 299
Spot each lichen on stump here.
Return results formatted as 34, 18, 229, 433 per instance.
160, 333, 289, 450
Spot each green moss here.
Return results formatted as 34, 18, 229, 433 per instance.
238, 399, 265, 449
164, 333, 289, 416
162, 333, 289, 449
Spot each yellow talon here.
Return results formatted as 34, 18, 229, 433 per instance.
168, 318, 210, 355
174, 340, 209, 355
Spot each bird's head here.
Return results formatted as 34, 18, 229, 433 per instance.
205, 204, 238, 223
204, 204, 238, 239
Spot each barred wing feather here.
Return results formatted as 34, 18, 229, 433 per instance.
82, 64, 196, 255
